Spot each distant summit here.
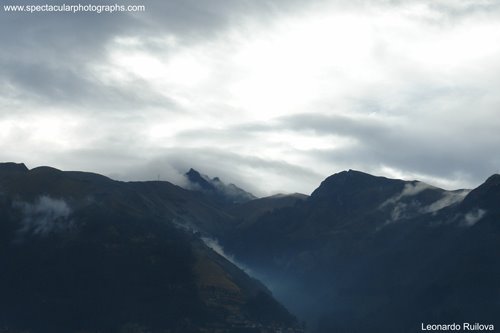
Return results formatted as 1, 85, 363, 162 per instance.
461, 173, 500, 212
186, 168, 217, 191
0, 162, 28, 173
185, 168, 256, 204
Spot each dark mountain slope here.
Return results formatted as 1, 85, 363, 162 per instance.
460, 174, 500, 212
0, 162, 29, 173
0, 163, 299, 333
229, 193, 308, 224
224, 170, 453, 265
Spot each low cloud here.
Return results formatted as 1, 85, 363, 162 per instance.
15, 196, 74, 236
463, 209, 487, 227
381, 182, 434, 209
201, 237, 236, 263
421, 190, 470, 213
115, 148, 322, 197
381, 183, 470, 224
201, 236, 253, 275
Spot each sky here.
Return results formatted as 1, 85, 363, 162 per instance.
1, 0, 500, 196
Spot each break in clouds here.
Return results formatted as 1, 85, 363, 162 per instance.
1, 0, 500, 195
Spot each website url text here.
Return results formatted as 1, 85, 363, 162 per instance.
3, 3, 146, 14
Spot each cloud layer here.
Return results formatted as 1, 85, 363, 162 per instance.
2, 0, 500, 194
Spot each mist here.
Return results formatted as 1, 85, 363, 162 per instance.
15, 196, 74, 236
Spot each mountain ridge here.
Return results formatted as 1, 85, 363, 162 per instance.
0, 162, 301, 333
221, 170, 499, 332
1, 162, 498, 333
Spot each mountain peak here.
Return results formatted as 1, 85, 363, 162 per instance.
185, 168, 216, 191
187, 168, 199, 175
461, 174, 500, 212
186, 168, 202, 180
184, 168, 256, 204
0, 162, 29, 173
329, 169, 379, 180
311, 169, 402, 198
484, 174, 500, 186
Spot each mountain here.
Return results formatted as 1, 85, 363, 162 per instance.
0, 162, 29, 173
2, 162, 499, 332
185, 168, 256, 204
222, 170, 499, 332
0, 163, 300, 333
460, 174, 500, 212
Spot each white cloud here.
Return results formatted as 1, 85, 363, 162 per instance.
463, 209, 487, 227
381, 182, 434, 208
201, 236, 253, 274
381, 183, 470, 224
422, 190, 470, 213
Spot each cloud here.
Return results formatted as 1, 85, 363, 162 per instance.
201, 237, 236, 263
2, 0, 500, 194
463, 208, 487, 227
381, 183, 470, 224
422, 190, 470, 213
282, 111, 500, 190
381, 182, 434, 208
15, 196, 74, 236
117, 148, 323, 197
201, 236, 253, 274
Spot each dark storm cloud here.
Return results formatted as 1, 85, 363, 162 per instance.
0, 2, 178, 112
0, 0, 321, 107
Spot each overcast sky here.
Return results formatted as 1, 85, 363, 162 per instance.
1, 0, 500, 195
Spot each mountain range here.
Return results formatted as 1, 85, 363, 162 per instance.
0, 163, 299, 333
223, 170, 500, 332
0, 162, 499, 332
